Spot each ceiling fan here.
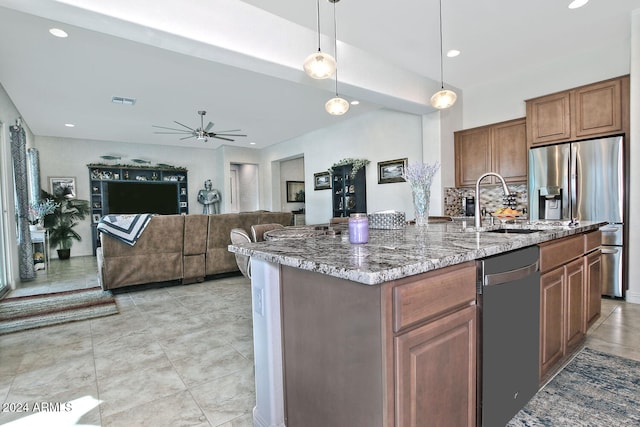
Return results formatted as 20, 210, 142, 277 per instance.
152, 110, 247, 142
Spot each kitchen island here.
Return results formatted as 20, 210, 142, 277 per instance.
228, 220, 604, 427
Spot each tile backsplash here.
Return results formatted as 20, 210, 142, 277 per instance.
444, 184, 528, 217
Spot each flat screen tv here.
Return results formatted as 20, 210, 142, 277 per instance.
105, 181, 179, 215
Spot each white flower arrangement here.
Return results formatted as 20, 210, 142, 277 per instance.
402, 161, 440, 188
29, 199, 59, 225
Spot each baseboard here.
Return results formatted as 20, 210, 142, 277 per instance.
624, 289, 640, 304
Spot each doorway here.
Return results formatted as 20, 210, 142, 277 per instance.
229, 163, 259, 213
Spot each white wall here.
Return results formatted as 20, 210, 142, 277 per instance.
260, 109, 425, 225
461, 42, 631, 128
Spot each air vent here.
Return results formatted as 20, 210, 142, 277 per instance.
111, 96, 136, 106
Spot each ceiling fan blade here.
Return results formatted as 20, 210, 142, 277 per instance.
213, 129, 242, 133
174, 121, 196, 131
153, 131, 194, 135
213, 133, 247, 137
213, 135, 235, 142
204, 122, 214, 132
179, 135, 196, 140
152, 125, 191, 133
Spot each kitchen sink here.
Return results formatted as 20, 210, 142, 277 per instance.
487, 228, 540, 234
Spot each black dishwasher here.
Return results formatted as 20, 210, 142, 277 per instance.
477, 246, 540, 426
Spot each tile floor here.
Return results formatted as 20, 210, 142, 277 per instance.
1, 257, 639, 426
1, 257, 255, 426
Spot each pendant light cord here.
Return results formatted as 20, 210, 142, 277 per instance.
438, 0, 444, 90
333, 0, 339, 96
315, 0, 321, 52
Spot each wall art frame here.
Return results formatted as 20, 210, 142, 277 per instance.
313, 172, 331, 190
49, 176, 77, 198
377, 158, 407, 184
286, 181, 305, 202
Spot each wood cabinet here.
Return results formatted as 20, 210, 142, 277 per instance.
88, 164, 188, 253
331, 163, 367, 217
526, 75, 629, 146
395, 305, 476, 427
280, 262, 477, 427
455, 118, 527, 187
538, 231, 601, 382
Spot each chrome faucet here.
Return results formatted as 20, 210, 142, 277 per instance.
474, 172, 511, 229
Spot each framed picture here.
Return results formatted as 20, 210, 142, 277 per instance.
378, 158, 407, 184
49, 176, 77, 198
92, 213, 101, 223
314, 171, 331, 190
286, 181, 305, 202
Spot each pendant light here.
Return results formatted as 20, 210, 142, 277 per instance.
303, 0, 336, 79
325, 0, 349, 115
430, 0, 457, 109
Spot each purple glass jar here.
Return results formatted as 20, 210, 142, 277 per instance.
348, 213, 369, 244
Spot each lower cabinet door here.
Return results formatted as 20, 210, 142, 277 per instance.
565, 257, 586, 352
395, 305, 476, 427
540, 267, 565, 379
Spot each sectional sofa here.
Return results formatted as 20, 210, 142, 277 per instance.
96, 211, 293, 291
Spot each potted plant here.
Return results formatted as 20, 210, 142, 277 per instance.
41, 188, 90, 260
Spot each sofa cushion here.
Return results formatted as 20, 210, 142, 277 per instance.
184, 215, 208, 255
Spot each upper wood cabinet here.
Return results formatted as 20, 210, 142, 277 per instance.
455, 118, 527, 187
526, 75, 629, 146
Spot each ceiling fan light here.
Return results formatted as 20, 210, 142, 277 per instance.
430, 89, 457, 109
303, 51, 336, 79
325, 97, 350, 115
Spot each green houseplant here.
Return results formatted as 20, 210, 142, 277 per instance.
41, 188, 90, 260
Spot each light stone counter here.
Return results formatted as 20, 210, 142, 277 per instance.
228, 220, 605, 285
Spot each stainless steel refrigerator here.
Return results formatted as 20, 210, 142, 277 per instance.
529, 136, 625, 297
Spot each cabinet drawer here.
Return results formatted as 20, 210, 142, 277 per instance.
539, 235, 583, 273
393, 262, 476, 333
584, 230, 601, 253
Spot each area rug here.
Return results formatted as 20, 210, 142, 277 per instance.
508, 347, 640, 426
0, 287, 118, 335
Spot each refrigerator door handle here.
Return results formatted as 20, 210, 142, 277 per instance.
601, 248, 619, 255
570, 144, 577, 220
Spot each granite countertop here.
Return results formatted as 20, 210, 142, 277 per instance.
228, 220, 605, 285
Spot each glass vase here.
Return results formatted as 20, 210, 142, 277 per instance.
412, 185, 430, 227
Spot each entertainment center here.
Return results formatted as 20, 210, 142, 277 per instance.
88, 164, 188, 253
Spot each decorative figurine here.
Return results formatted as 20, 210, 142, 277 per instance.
197, 179, 221, 214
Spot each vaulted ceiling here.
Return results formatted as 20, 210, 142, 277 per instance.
0, 0, 639, 150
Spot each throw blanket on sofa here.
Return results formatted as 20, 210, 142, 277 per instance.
97, 214, 154, 246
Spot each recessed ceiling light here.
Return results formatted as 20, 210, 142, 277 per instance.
250, 142, 256, 145
64, 123, 75, 128
49, 28, 68, 38
111, 96, 137, 106
568, 0, 588, 9
350, 100, 360, 105
447, 49, 461, 58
